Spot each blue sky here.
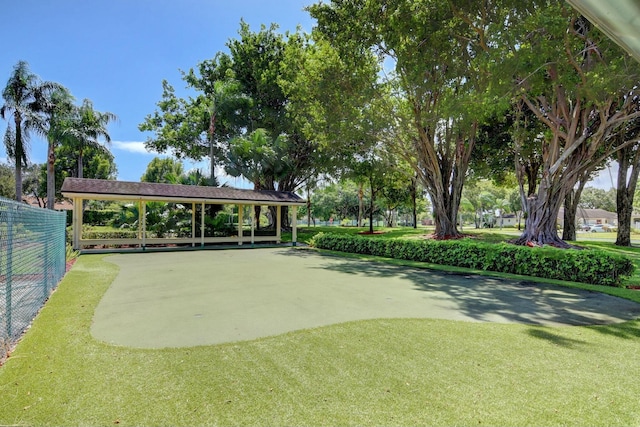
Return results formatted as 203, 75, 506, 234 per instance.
0, 0, 314, 185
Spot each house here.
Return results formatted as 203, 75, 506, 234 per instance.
23, 196, 73, 211
557, 207, 617, 229
498, 213, 520, 227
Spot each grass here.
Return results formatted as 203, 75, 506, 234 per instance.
3, 227, 640, 425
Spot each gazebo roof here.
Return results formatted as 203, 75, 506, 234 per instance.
61, 178, 306, 206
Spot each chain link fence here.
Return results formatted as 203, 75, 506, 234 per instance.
0, 197, 66, 361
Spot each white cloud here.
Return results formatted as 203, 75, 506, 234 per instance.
112, 140, 158, 155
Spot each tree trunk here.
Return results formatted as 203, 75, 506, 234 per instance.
254, 205, 261, 230
281, 205, 291, 229
615, 144, 640, 246
616, 196, 633, 246
209, 111, 217, 186
431, 194, 461, 238
562, 192, 577, 241
14, 156, 22, 203
368, 183, 375, 233
358, 182, 364, 227
411, 177, 417, 229
13, 117, 23, 202
514, 188, 573, 248
46, 138, 55, 209
77, 150, 84, 179
412, 196, 417, 229
561, 178, 587, 241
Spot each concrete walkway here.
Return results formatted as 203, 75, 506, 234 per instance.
91, 248, 640, 348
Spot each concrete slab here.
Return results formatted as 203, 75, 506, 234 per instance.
91, 248, 640, 348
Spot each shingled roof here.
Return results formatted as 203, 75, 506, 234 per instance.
61, 178, 306, 205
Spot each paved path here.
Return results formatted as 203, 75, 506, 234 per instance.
91, 248, 640, 348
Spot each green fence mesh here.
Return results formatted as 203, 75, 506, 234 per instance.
0, 197, 66, 361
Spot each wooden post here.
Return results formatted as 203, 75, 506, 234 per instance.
201, 201, 205, 247
292, 205, 298, 246
276, 205, 282, 243
237, 204, 244, 245
191, 202, 196, 247
73, 197, 82, 250
141, 201, 146, 250
251, 204, 255, 247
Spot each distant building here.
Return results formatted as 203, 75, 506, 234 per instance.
499, 213, 520, 227
558, 207, 617, 229
22, 196, 73, 211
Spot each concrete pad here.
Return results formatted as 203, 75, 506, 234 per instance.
91, 248, 640, 348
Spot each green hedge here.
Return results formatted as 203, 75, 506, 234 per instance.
310, 233, 634, 287
83, 230, 139, 239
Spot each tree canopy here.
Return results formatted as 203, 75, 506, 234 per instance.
134, 3, 640, 247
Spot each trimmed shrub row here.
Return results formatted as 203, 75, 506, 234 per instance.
83, 230, 139, 240
310, 233, 634, 287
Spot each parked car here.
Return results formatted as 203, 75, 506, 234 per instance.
590, 224, 605, 233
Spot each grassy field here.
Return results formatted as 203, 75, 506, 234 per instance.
2, 227, 640, 425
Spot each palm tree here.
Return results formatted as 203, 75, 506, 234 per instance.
1, 61, 61, 201
43, 87, 74, 208
65, 99, 117, 179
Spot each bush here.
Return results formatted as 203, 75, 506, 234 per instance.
83, 210, 118, 226
206, 212, 237, 237
83, 230, 139, 239
310, 233, 634, 287
65, 244, 80, 262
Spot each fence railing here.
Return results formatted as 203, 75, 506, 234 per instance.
0, 197, 66, 361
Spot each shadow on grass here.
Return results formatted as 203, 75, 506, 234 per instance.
587, 319, 640, 340
275, 248, 640, 331
526, 328, 588, 348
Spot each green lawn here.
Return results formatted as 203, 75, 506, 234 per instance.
3, 227, 640, 425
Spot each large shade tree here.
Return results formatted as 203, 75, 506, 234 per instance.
140, 76, 249, 185
141, 22, 319, 195
201, 22, 322, 195
140, 157, 185, 184
1, 61, 62, 201
309, 0, 518, 238
502, 2, 640, 247
612, 117, 640, 246
226, 128, 291, 228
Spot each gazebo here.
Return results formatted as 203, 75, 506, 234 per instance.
61, 178, 306, 251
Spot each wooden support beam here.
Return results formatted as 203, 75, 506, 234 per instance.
201, 202, 205, 247
237, 204, 244, 245
276, 205, 282, 244
191, 202, 196, 247
292, 205, 298, 246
